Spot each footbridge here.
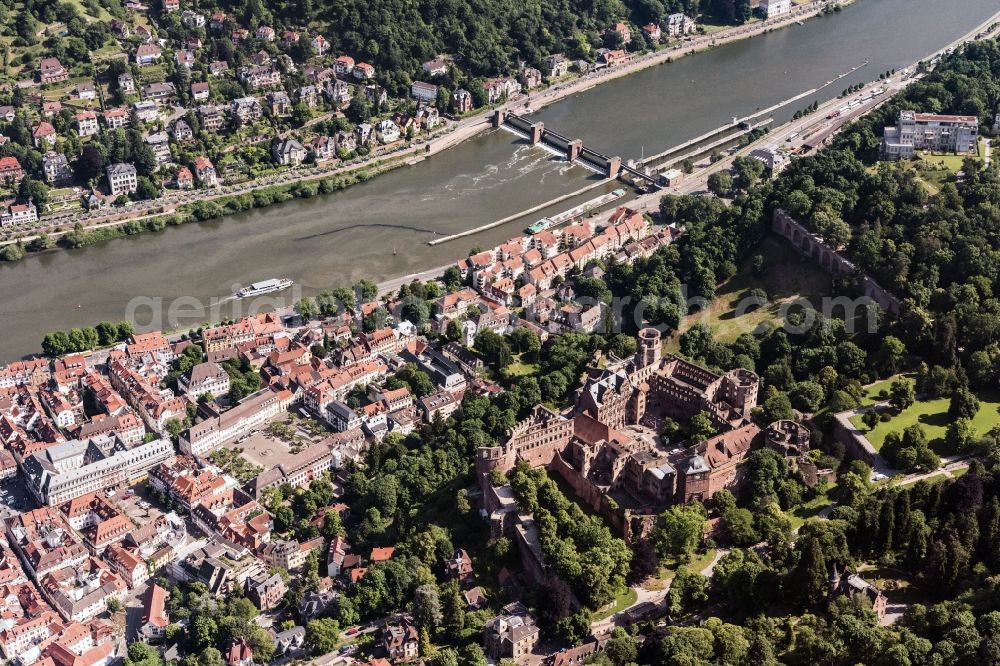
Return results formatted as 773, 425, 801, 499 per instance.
495, 110, 660, 189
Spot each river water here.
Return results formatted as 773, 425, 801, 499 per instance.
0, 0, 996, 361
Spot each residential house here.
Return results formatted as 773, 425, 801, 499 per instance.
452, 88, 473, 113
354, 123, 375, 146
0, 157, 25, 185
268, 90, 291, 116
519, 67, 542, 90
32, 122, 56, 148
175, 49, 195, 69
179, 360, 227, 395
227, 640, 254, 666
239, 66, 281, 90
172, 119, 194, 141
311, 135, 337, 160
256, 26, 275, 41
142, 82, 175, 103
485, 77, 520, 103
411, 81, 438, 104
199, 105, 226, 132
599, 49, 634, 67
181, 9, 205, 28
209, 11, 227, 31
334, 55, 355, 76
381, 617, 419, 661
418, 391, 460, 422
175, 167, 194, 189
0, 200, 38, 227
484, 606, 539, 660
665, 13, 696, 36
352, 62, 375, 80
325, 78, 351, 106
272, 138, 307, 166
542, 54, 570, 77
251, 50, 271, 67
135, 44, 162, 66
422, 58, 448, 77
760, 0, 791, 18
311, 35, 328, 55
39, 57, 69, 83
275, 626, 306, 656
376, 119, 400, 143
231, 97, 263, 124
118, 73, 135, 93
246, 570, 286, 611
611, 21, 632, 43
106, 163, 138, 196
103, 108, 129, 130
209, 60, 229, 76
73, 82, 97, 101
133, 100, 159, 122
416, 106, 440, 130
297, 85, 319, 107
445, 549, 474, 583
334, 131, 356, 153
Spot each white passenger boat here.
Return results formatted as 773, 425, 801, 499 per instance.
235, 278, 293, 298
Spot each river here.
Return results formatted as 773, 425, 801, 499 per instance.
0, 0, 996, 361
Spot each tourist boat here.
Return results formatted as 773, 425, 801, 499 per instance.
235, 278, 293, 298
525, 188, 627, 234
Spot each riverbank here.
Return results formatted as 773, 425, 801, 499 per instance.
381, 6, 1000, 301
0, 0, 848, 258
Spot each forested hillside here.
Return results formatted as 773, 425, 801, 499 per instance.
766, 40, 1000, 383
212, 0, 743, 91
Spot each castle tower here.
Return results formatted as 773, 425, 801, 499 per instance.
636, 328, 662, 369
475, 446, 505, 487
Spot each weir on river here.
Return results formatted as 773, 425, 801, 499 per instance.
0, 0, 998, 361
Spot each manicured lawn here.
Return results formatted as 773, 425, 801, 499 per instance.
918, 137, 984, 173
665, 236, 830, 351
502, 355, 539, 379
858, 375, 914, 407
591, 586, 639, 622
851, 391, 1000, 452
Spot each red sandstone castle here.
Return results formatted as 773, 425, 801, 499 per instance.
477, 328, 775, 543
